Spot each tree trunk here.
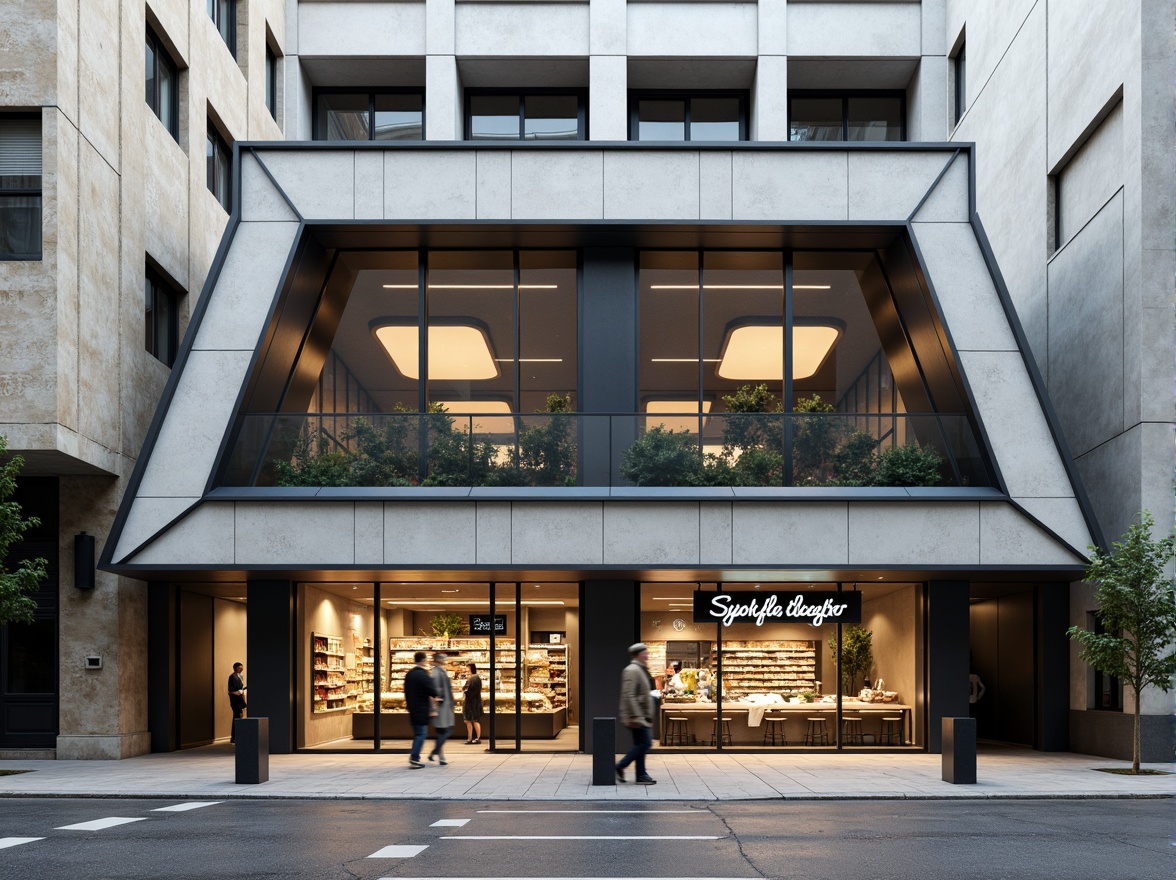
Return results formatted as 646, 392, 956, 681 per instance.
1133, 699, 1141, 774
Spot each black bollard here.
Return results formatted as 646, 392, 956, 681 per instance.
235, 717, 269, 784
592, 717, 617, 785
941, 717, 976, 784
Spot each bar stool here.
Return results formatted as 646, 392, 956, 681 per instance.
803, 716, 830, 745
841, 715, 864, 745
880, 716, 903, 745
711, 717, 733, 746
663, 716, 690, 746
762, 715, 788, 746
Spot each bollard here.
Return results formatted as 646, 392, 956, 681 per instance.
941, 716, 976, 784
235, 717, 269, 784
592, 717, 617, 785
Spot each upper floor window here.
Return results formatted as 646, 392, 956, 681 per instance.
206, 119, 232, 211
466, 91, 585, 141
265, 44, 278, 121
315, 90, 424, 141
631, 93, 746, 142
952, 43, 967, 126
145, 264, 182, 367
789, 93, 905, 142
0, 116, 42, 260
145, 24, 179, 141
208, 0, 236, 57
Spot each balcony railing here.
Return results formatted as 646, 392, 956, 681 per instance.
220, 412, 991, 489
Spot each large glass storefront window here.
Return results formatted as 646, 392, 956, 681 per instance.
297, 582, 579, 752
642, 583, 920, 750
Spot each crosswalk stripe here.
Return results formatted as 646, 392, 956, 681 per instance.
431, 819, 471, 827
0, 838, 43, 850
152, 802, 223, 812
55, 817, 148, 832
367, 845, 429, 858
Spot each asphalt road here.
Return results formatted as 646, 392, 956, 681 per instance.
0, 797, 1171, 880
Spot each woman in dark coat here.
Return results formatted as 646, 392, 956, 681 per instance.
462, 662, 483, 744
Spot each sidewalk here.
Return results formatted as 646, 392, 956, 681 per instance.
0, 746, 1171, 801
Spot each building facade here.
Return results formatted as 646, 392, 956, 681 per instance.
0, 0, 1172, 761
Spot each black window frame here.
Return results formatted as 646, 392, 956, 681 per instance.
265, 43, 279, 121
0, 113, 43, 262
629, 91, 749, 142
145, 24, 180, 142
464, 89, 588, 142
1091, 613, 1123, 711
208, 0, 236, 58
788, 90, 907, 142
953, 43, 967, 126
206, 118, 232, 212
312, 88, 426, 141
144, 263, 182, 368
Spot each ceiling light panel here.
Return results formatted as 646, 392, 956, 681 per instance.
373, 324, 499, 381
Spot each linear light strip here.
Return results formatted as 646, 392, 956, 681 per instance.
648, 284, 831, 290
382, 284, 558, 290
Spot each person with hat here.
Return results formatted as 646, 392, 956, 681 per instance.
615, 642, 656, 784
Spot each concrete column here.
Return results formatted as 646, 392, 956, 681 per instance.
581, 580, 638, 752
925, 579, 970, 753
147, 584, 178, 753
426, 54, 461, 141
426, 0, 456, 55
589, 0, 627, 140
246, 580, 296, 754
754, 0, 788, 141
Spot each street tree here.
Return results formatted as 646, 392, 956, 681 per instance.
0, 435, 48, 626
1067, 511, 1176, 773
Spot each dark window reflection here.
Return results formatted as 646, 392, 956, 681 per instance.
6, 619, 55, 694
847, 97, 903, 141
317, 93, 371, 140
374, 94, 423, 141
523, 95, 579, 141
790, 98, 844, 141
790, 95, 904, 142
637, 100, 686, 141
690, 97, 741, 141
470, 95, 521, 140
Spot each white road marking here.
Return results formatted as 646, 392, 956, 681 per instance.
382, 877, 753, 879
0, 838, 43, 849
367, 845, 430, 858
477, 809, 699, 814
431, 819, 471, 827
152, 802, 223, 812
55, 817, 148, 832
443, 835, 723, 840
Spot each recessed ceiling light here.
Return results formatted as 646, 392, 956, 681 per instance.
644, 400, 713, 433
793, 285, 831, 290
441, 589, 460, 593
717, 322, 842, 381
373, 324, 498, 381
432, 400, 514, 433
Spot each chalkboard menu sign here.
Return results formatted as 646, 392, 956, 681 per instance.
470, 614, 507, 634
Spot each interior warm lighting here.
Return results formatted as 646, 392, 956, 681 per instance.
651, 358, 721, 363
645, 400, 712, 433
382, 284, 417, 289
495, 358, 563, 363
647, 284, 830, 290
794, 285, 831, 290
387, 599, 565, 606
373, 324, 498, 380
381, 284, 558, 290
717, 324, 841, 380
434, 399, 515, 434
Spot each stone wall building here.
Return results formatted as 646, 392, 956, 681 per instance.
0, 0, 1171, 761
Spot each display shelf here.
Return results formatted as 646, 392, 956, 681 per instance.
312, 632, 348, 713
709, 641, 817, 699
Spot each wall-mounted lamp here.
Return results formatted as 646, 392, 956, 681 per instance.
74, 532, 95, 590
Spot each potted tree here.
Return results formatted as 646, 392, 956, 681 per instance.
828, 624, 874, 694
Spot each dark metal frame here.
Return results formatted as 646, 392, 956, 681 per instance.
208, 0, 236, 59
312, 88, 426, 142
787, 90, 907, 142
464, 89, 588, 142
145, 25, 179, 142
628, 91, 750, 142
0, 111, 43, 261
144, 262, 182, 368
206, 120, 233, 212
265, 44, 278, 122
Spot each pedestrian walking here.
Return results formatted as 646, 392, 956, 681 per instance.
428, 652, 455, 765
227, 662, 247, 743
404, 651, 438, 768
615, 642, 656, 784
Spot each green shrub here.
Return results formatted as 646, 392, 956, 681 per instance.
620, 426, 706, 486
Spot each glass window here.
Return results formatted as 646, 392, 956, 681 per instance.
633, 94, 745, 142
208, 0, 236, 57
519, 251, 578, 410
5, 619, 55, 694
523, 95, 579, 141
790, 95, 905, 142
145, 265, 181, 367
953, 44, 966, 126
315, 92, 423, 141
145, 25, 179, 141
467, 93, 585, 141
206, 120, 232, 211
265, 45, 278, 121
0, 116, 43, 260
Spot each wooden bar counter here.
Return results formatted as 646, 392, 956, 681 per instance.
658, 700, 913, 746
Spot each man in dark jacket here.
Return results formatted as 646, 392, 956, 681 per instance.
227, 662, 246, 743
615, 643, 656, 784
404, 651, 438, 768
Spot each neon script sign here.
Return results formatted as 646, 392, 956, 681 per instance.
693, 591, 862, 628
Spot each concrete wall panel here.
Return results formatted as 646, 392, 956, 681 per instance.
911, 222, 1018, 352
384, 151, 477, 218
979, 502, 1082, 566
354, 501, 384, 565
732, 152, 848, 221
384, 503, 477, 564
510, 503, 603, 565
699, 151, 733, 219
591, 0, 627, 55
603, 502, 699, 565
849, 502, 979, 565
236, 501, 356, 565
111, 496, 198, 563
628, 3, 757, 57
475, 501, 512, 564
911, 153, 970, 223
240, 152, 300, 221
261, 150, 355, 220
128, 503, 236, 565
589, 54, 628, 141
476, 150, 512, 219
297, 1, 426, 56
354, 151, 384, 219
849, 151, 953, 221
787, 2, 921, 57
1016, 496, 1094, 559
603, 152, 699, 219
456, 3, 589, 56
511, 151, 604, 219
732, 502, 849, 566
699, 502, 733, 565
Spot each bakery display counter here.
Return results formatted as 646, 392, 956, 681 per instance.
352, 707, 567, 740
658, 700, 913, 746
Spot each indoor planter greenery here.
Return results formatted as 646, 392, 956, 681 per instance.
828, 624, 874, 693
